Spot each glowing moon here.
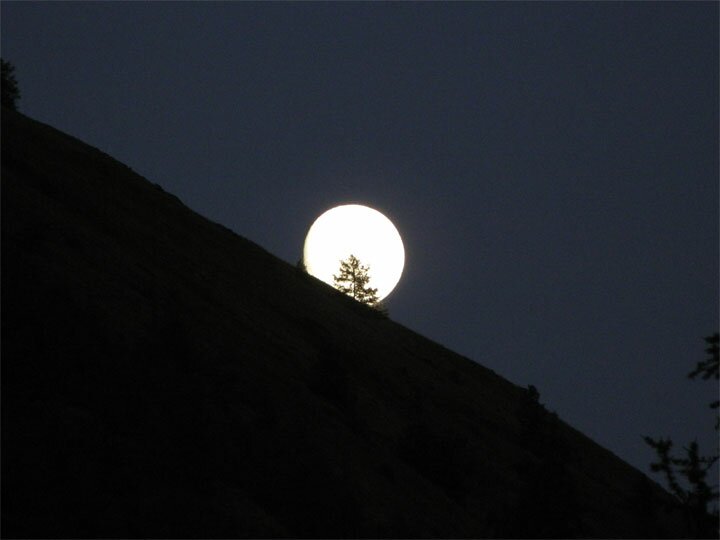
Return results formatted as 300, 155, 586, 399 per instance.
303, 204, 405, 301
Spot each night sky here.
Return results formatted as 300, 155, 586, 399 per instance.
3, 2, 717, 480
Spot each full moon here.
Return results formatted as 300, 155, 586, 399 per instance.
303, 204, 405, 301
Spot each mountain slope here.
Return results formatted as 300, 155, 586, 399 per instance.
1, 108, 688, 538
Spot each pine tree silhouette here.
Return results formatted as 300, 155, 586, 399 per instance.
333, 254, 379, 307
644, 333, 719, 538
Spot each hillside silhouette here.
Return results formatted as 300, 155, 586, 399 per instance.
1, 108, 692, 538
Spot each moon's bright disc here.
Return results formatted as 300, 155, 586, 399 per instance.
303, 204, 405, 301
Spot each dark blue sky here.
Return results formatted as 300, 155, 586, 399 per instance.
3, 2, 717, 479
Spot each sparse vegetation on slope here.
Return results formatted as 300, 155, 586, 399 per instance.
1, 108, 693, 538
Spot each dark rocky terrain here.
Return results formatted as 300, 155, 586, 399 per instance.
1, 108, 691, 538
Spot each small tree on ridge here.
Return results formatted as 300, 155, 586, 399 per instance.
333, 254, 379, 307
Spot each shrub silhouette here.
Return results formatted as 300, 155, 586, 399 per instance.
644, 333, 719, 538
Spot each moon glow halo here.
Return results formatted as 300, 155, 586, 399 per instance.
303, 204, 405, 301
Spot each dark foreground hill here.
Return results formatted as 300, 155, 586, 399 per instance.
1, 109, 690, 538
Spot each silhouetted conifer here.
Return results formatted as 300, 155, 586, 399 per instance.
333, 254, 380, 307
1, 59, 20, 110
644, 333, 720, 538
690, 333, 719, 430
